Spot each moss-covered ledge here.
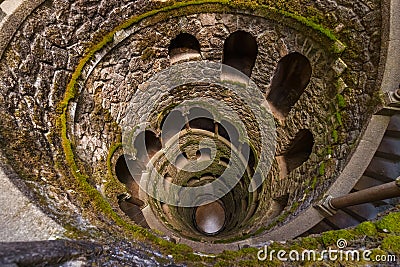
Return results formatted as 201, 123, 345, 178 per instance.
210, 210, 400, 266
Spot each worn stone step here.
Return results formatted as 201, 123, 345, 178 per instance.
354, 175, 384, 191
343, 203, 378, 221
385, 115, 400, 137
325, 210, 360, 229
307, 220, 337, 234
376, 136, 400, 160
365, 157, 400, 183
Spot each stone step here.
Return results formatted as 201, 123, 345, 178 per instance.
365, 157, 400, 183
325, 210, 360, 229
307, 220, 336, 234
376, 136, 400, 160
343, 203, 379, 221
385, 115, 400, 137
353, 175, 384, 191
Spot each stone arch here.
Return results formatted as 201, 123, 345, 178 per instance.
188, 107, 215, 133
241, 143, 256, 173
115, 154, 147, 228
223, 30, 258, 77
168, 32, 201, 63
267, 52, 312, 118
218, 120, 240, 148
134, 130, 162, 160
115, 155, 145, 185
115, 155, 133, 185
160, 110, 186, 143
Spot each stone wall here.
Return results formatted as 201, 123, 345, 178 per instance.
0, 0, 385, 252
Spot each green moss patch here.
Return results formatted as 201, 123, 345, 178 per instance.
375, 212, 400, 234
381, 236, 400, 253
355, 222, 378, 236
321, 229, 356, 247
336, 94, 346, 109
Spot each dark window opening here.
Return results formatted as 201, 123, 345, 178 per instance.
267, 52, 312, 118
223, 31, 258, 77
115, 155, 144, 194
218, 123, 230, 142
241, 143, 256, 172
196, 150, 201, 159
116, 156, 147, 227
188, 107, 215, 133
266, 194, 288, 219
190, 118, 215, 132
168, 33, 201, 62
134, 130, 162, 160
220, 157, 230, 165
274, 194, 289, 208
115, 155, 133, 185
218, 120, 240, 148
197, 148, 212, 161
160, 110, 186, 143
118, 197, 148, 228
284, 129, 314, 173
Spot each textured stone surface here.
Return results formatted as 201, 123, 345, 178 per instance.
0, 240, 102, 266
0, 0, 22, 16
0, 166, 65, 241
0, 240, 181, 267
0, 8, 6, 22
0, 0, 396, 257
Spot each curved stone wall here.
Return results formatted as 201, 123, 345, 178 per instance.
1, 0, 398, 262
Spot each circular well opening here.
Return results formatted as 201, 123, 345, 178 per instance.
194, 201, 226, 235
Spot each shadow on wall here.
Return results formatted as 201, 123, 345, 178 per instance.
277, 129, 314, 179
267, 52, 312, 119
223, 30, 258, 77
169, 32, 201, 64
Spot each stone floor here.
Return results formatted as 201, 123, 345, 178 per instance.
0, 165, 65, 242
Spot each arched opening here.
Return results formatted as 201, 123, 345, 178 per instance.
160, 110, 186, 143
134, 130, 162, 160
218, 120, 240, 148
267, 52, 312, 118
115, 155, 133, 185
115, 155, 144, 194
175, 152, 189, 170
223, 31, 258, 77
168, 33, 201, 63
116, 155, 147, 227
219, 157, 230, 166
188, 107, 215, 133
196, 148, 212, 162
284, 129, 314, 173
241, 143, 256, 173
